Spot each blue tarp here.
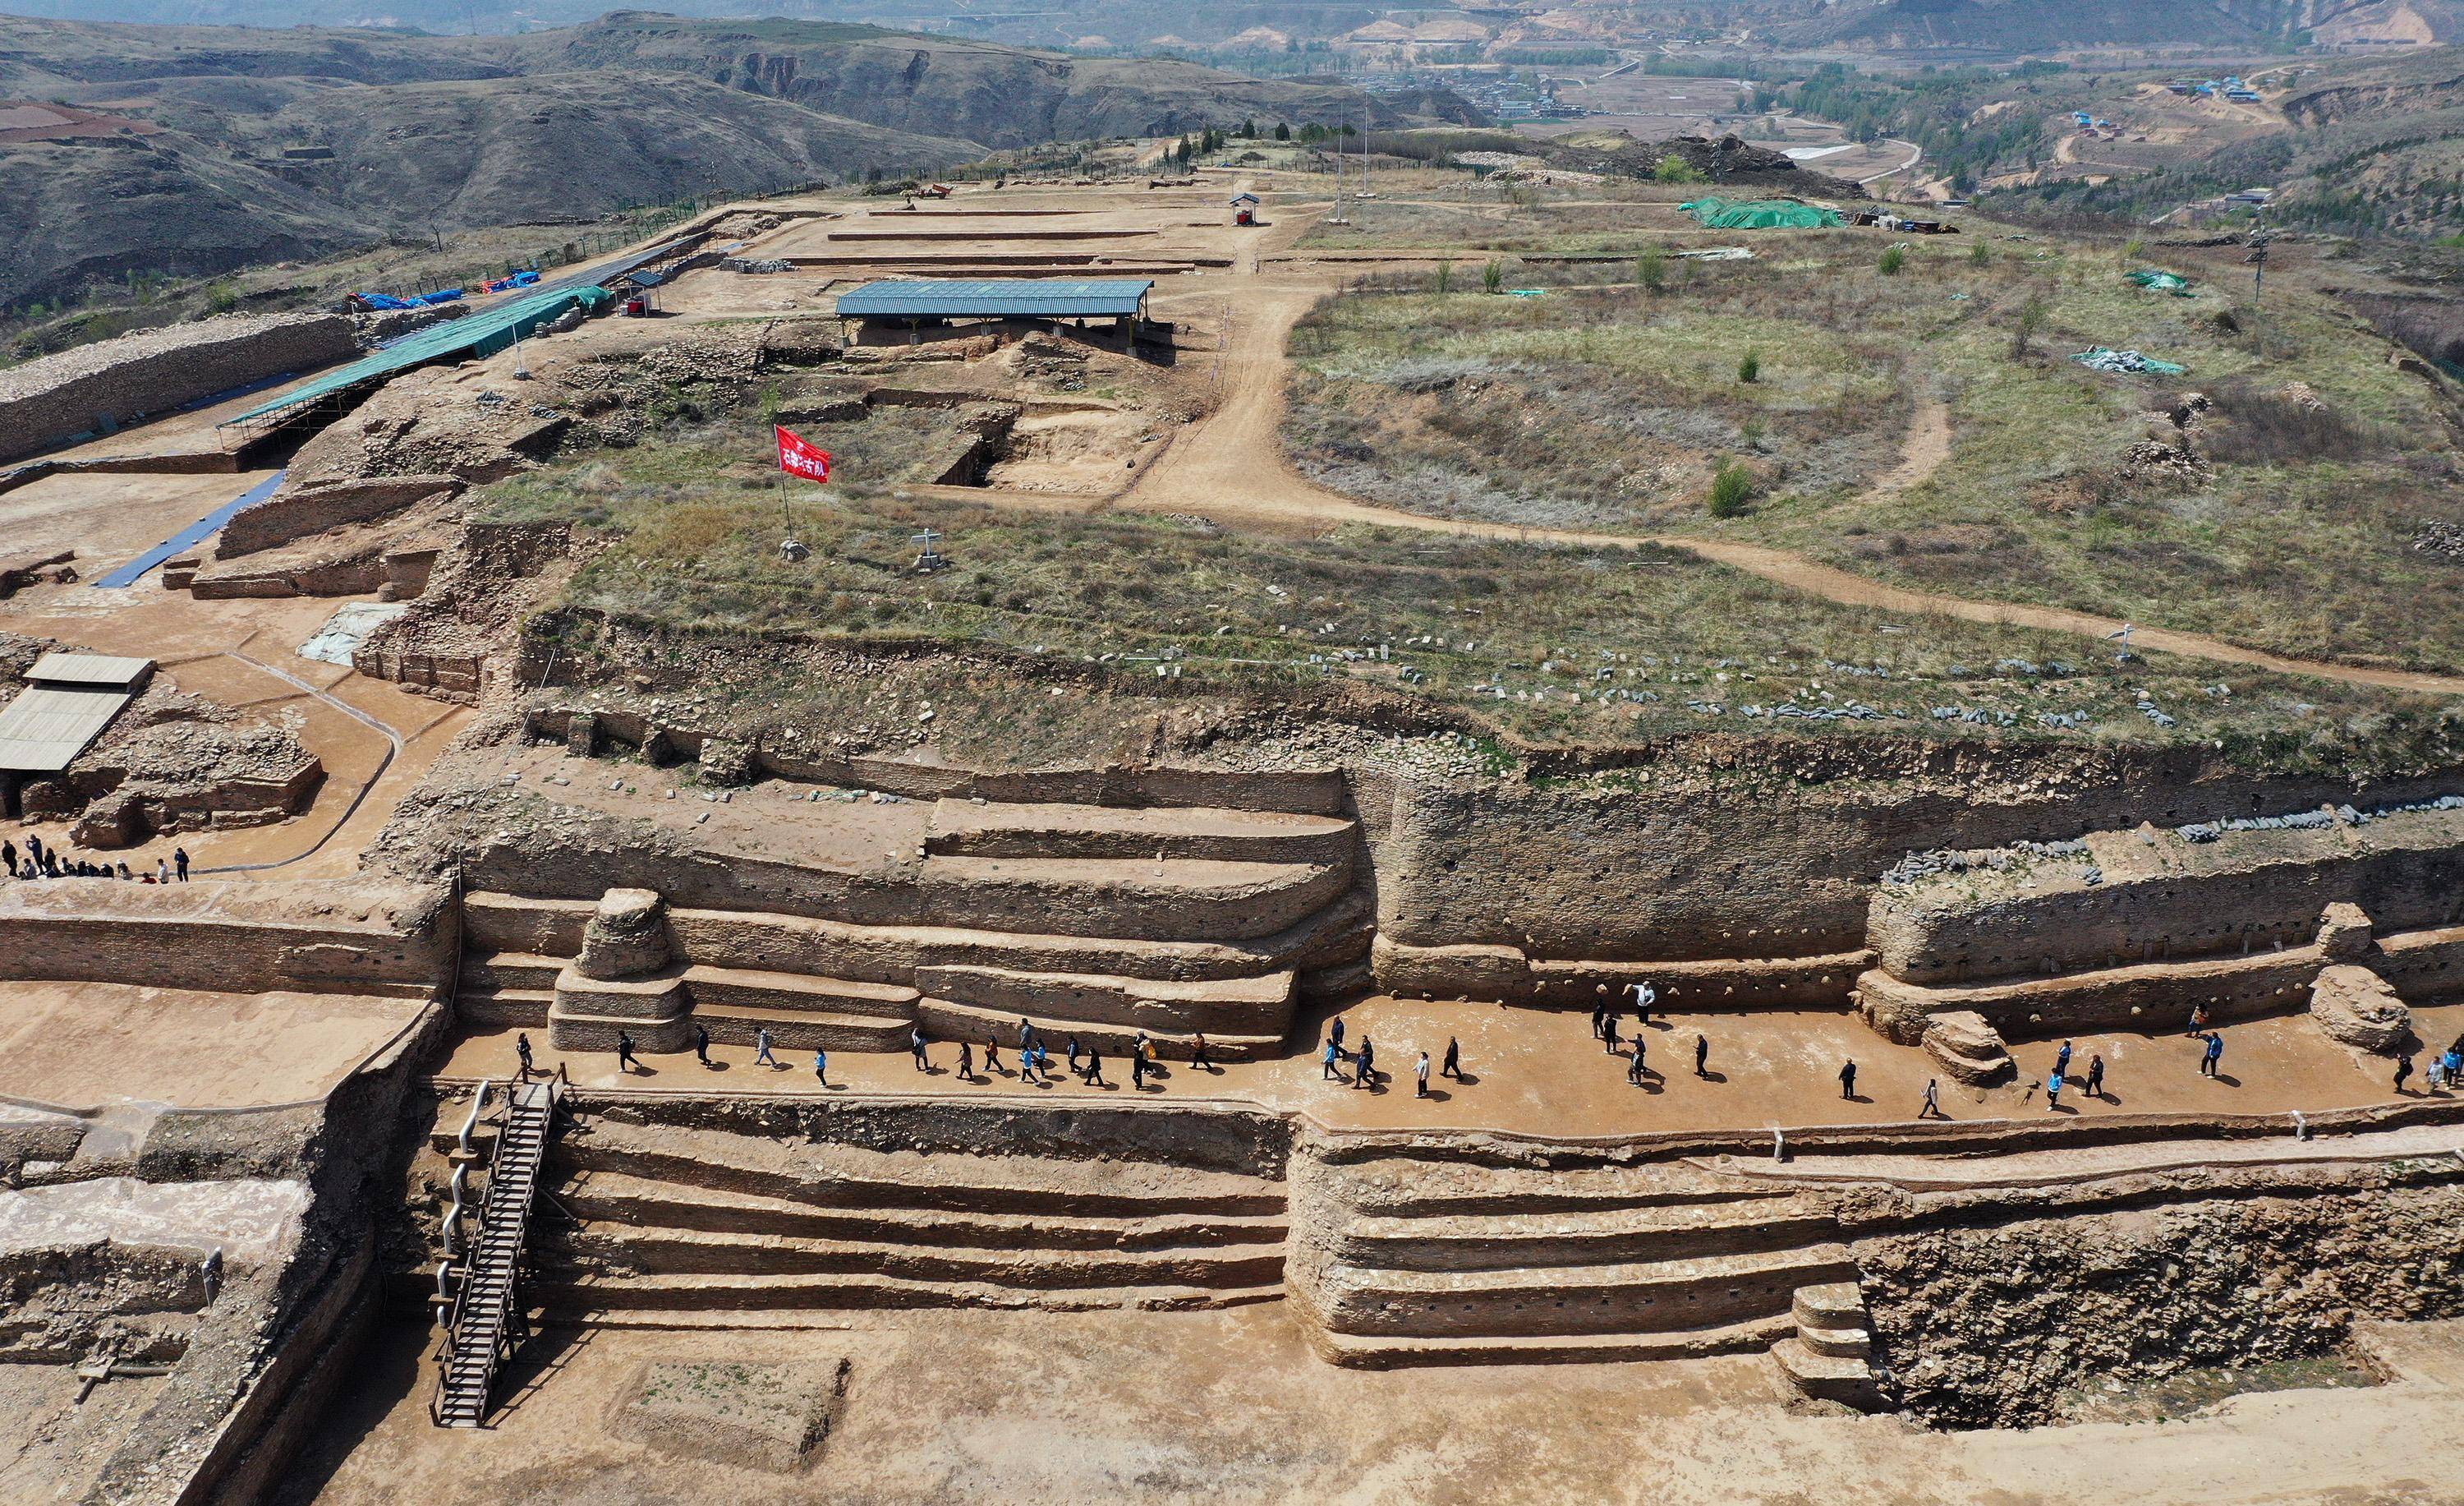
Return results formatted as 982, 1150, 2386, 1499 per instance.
94, 472, 287, 588
354, 287, 464, 311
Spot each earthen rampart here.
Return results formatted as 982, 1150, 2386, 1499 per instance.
586, 1091, 1290, 1178
526, 705, 1348, 815
1370, 762, 2464, 971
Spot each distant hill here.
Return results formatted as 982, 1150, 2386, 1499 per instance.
1778, 0, 2464, 53
0, 0, 1450, 53
1982, 44, 2464, 238
242, 69, 981, 226
0, 11, 1466, 310
487, 12, 1446, 147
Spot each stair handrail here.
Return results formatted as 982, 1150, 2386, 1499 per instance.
456, 1078, 493, 1158
430, 1079, 561, 1427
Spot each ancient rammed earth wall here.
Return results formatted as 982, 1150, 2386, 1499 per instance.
0, 312, 356, 463
0, 879, 453, 995
1873, 806, 2464, 986
527, 706, 1349, 816
592, 1094, 1291, 1179
1367, 742, 2464, 987
214, 475, 463, 559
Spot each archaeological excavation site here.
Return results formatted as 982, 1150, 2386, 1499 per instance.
8, 140, 2464, 1506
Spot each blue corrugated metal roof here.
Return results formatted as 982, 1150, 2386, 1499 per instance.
834, 278, 1152, 320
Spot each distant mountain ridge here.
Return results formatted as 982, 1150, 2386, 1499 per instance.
0, 11, 1465, 310
1776, 0, 2464, 52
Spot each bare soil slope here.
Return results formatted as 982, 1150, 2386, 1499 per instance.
0, 135, 364, 309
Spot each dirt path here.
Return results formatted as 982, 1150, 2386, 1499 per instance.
1878, 394, 1951, 493
908, 177, 2464, 696
1861, 137, 1923, 186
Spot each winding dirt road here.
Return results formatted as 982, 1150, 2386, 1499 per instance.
954, 190, 2464, 697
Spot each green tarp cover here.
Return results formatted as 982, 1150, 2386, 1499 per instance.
1676, 197, 1845, 230
221, 284, 615, 427
2071, 346, 2187, 376
2127, 269, 2194, 296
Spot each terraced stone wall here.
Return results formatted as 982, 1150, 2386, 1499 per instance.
1871, 804, 2464, 987
0, 312, 355, 465
1372, 752, 2464, 972
1859, 1172, 2464, 1429
0, 879, 453, 995
591, 1094, 1291, 1178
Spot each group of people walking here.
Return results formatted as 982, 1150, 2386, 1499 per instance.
2393, 1036, 2464, 1095
4, 835, 186, 883
549, 972, 2464, 1134
1319, 1013, 1460, 1096
1590, 982, 1715, 1089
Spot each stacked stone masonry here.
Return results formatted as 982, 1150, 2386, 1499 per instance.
1857, 799, 2464, 1046
0, 877, 453, 995
459, 792, 1369, 1059
0, 312, 356, 464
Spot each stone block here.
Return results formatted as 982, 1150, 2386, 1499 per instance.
699, 737, 755, 786
577, 887, 673, 980
2318, 901, 2375, 963
1920, 1010, 2014, 1085
554, 965, 690, 1022
2310, 963, 2410, 1054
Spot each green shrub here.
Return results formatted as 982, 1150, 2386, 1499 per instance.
1707, 460, 1754, 516
1879, 244, 1906, 276
1653, 154, 1705, 184
1481, 258, 1505, 294
2011, 293, 2048, 358
1435, 261, 1454, 294
1968, 240, 1990, 266
1638, 246, 1666, 292
1738, 348, 1760, 384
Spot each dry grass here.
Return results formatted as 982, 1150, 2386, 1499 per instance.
1283, 196, 2464, 674
1285, 260, 1913, 529
485, 399, 2462, 775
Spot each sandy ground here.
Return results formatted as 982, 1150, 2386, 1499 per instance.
280, 1309, 2464, 1505
0, 1361, 174, 1505
0, 468, 279, 572
2, 584, 468, 878
438, 992, 2464, 1138
0, 980, 422, 1108
743, 190, 1241, 269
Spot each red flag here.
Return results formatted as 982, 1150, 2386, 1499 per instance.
775, 425, 831, 484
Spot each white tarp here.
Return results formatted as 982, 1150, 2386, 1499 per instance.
297, 601, 408, 667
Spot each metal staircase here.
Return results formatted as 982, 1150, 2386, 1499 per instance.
431, 1078, 559, 1428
